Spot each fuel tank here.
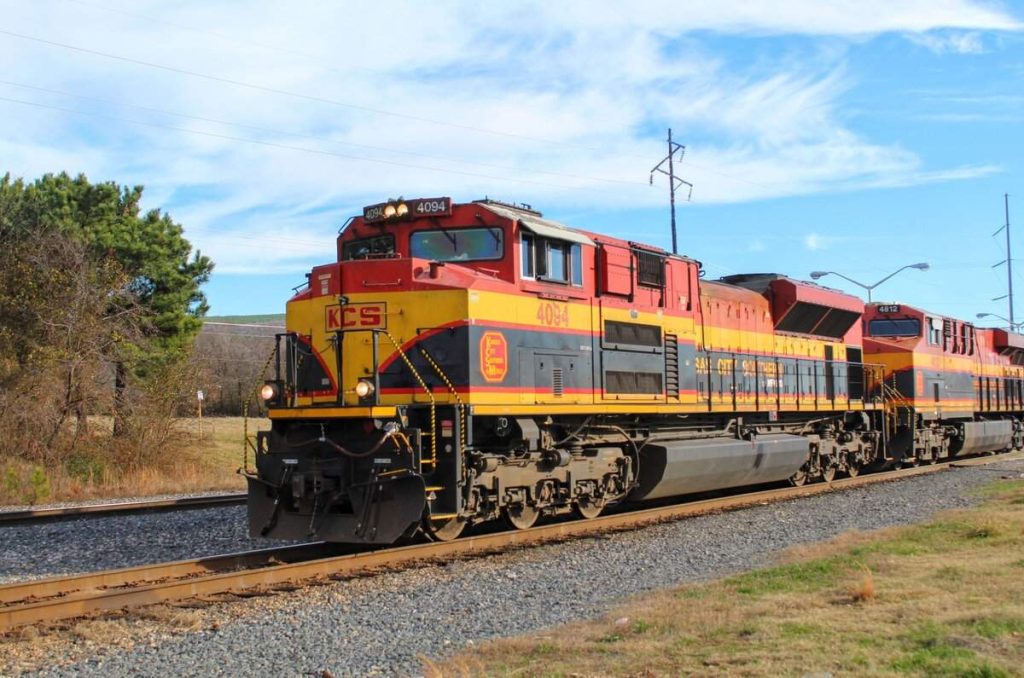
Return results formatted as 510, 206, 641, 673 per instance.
951, 420, 1013, 456
629, 434, 809, 501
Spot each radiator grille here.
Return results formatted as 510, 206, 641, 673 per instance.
605, 320, 661, 347
606, 370, 662, 394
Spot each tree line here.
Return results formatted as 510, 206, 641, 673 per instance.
0, 172, 214, 501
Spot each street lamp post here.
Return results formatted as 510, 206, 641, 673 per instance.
976, 312, 1019, 332
809, 263, 930, 303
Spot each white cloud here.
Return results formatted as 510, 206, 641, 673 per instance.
907, 30, 987, 53
524, 0, 1022, 35
804, 233, 828, 250
0, 0, 1019, 275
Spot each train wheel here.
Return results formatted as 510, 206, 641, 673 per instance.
822, 464, 837, 483
574, 496, 604, 520
846, 462, 861, 478
424, 515, 466, 542
789, 469, 808, 487
504, 504, 540, 530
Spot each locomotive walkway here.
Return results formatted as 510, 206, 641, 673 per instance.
1, 452, 1019, 633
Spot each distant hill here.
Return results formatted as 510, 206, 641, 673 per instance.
204, 314, 286, 326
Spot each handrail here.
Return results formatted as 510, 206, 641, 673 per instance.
378, 329, 438, 470
419, 346, 468, 449
241, 346, 278, 475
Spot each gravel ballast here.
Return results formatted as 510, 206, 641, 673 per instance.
10, 460, 1024, 677
0, 505, 295, 584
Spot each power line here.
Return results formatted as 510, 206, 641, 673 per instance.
0, 94, 617, 192
200, 331, 278, 339
61, 0, 392, 78
203, 321, 284, 329
0, 25, 791, 195
0, 27, 623, 153
206, 234, 328, 250
0, 78, 646, 188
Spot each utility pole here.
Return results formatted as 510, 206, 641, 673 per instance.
650, 128, 693, 254
993, 193, 1015, 329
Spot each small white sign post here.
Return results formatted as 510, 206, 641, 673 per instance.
197, 389, 205, 439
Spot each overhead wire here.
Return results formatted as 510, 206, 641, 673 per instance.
204, 322, 284, 329
0, 94, 626, 192
0, 27, 619, 152
0, 78, 647, 188
0, 24, 780, 193
200, 331, 279, 339
60, 0, 393, 77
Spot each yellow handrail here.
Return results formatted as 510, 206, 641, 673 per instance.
380, 330, 438, 470
241, 347, 277, 475
418, 346, 467, 449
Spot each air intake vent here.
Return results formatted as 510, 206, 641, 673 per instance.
605, 370, 662, 394
552, 368, 564, 397
605, 320, 662, 347
664, 333, 679, 398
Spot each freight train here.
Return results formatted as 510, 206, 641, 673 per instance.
245, 197, 1024, 544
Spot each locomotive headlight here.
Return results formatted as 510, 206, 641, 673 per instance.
383, 204, 397, 218
354, 379, 375, 398
395, 202, 409, 216
260, 381, 281, 403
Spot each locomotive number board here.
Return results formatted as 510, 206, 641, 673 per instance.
363, 197, 452, 223
877, 304, 901, 314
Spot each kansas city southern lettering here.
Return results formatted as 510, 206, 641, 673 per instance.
325, 303, 387, 331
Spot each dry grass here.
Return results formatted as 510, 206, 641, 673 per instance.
435, 478, 1024, 677
0, 416, 268, 505
0, 605, 215, 675
848, 565, 876, 603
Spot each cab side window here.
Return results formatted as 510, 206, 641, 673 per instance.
521, 233, 582, 286
927, 317, 942, 346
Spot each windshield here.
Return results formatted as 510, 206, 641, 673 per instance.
869, 318, 921, 337
341, 234, 394, 260
410, 227, 503, 262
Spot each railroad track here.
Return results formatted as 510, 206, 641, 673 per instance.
1, 452, 1020, 633
0, 493, 247, 526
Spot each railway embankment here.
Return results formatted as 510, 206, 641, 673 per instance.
2, 459, 1021, 676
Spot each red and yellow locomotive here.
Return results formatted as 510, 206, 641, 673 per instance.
246, 197, 1021, 544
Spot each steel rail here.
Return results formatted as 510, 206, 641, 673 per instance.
0, 543, 356, 606
1, 451, 1020, 632
0, 493, 247, 526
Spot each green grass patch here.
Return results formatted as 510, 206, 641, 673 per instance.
728, 556, 851, 595
891, 645, 1006, 677
960, 615, 1024, 639
778, 621, 819, 638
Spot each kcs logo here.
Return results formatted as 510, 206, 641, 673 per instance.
325, 303, 387, 330
479, 331, 508, 383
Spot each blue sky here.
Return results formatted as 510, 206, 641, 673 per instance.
1, 1, 1022, 324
